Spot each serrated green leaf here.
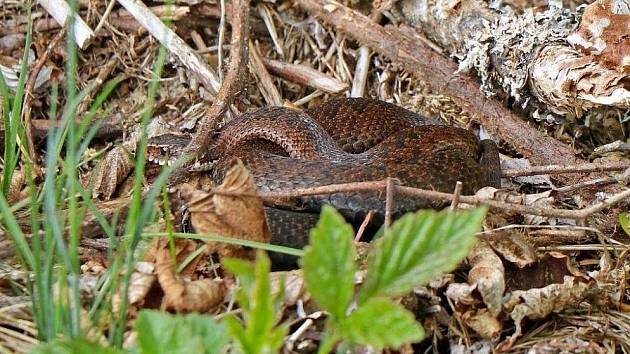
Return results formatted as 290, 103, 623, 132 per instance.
341, 298, 424, 350
30, 337, 125, 354
620, 213, 630, 237
358, 208, 486, 303
134, 310, 227, 354
301, 206, 357, 320
224, 251, 288, 354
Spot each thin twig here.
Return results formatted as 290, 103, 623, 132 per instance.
169, 0, 250, 184
23, 27, 67, 167
502, 162, 630, 178
217, 0, 227, 81
385, 177, 395, 229
94, 0, 117, 34
450, 181, 462, 211
236, 179, 630, 220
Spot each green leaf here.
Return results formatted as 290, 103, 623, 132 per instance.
223, 251, 288, 354
135, 310, 227, 354
301, 206, 357, 320
620, 213, 630, 237
358, 208, 486, 303
30, 337, 125, 354
341, 298, 424, 350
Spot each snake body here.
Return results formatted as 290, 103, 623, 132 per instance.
209, 98, 500, 264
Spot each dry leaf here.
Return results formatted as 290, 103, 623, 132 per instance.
500, 276, 592, 350
487, 230, 537, 269
186, 160, 271, 261
461, 308, 502, 340
112, 261, 158, 316
7, 167, 25, 204
270, 270, 309, 307
90, 145, 134, 200
467, 243, 505, 317
153, 239, 226, 313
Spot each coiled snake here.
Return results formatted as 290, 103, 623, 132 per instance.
209, 98, 501, 265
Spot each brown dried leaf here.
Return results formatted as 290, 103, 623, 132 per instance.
7, 167, 25, 204
90, 145, 134, 200
500, 276, 592, 350
186, 160, 271, 261
154, 238, 226, 313
112, 261, 158, 316
461, 309, 502, 340
467, 243, 505, 317
487, 230, 537, 269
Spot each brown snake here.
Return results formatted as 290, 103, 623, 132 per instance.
209, 98, 501, 265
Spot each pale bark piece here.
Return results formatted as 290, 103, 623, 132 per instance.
467, 243, 505, 317
397, 0, 630, 114
38, 0, 94, 48
567, 0, 630, 73
116, 0, 221, 95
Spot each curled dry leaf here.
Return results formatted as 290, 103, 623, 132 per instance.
461, 309, 502, 340
7, 167, 25, 204
186, 160, 271, 261
112, 261, 157, 316
500, 276, 592, 350
446, 283, 480, 308
505, 252, 586, 292
483, 227, 537, 269
90, 145, 134, 200
154, 239, 227, 313
467, 243, 505, 317
270, 270, 309, 307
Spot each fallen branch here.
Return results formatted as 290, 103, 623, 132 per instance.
169, 0, 250, 184
231, 179, 630, 220
501, 162, 630, 178
295, 0, 589, 185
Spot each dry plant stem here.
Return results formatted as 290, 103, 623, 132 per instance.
170, 0, 250, 184
594, 140, 630, 154
116, 0, 221, 95
262, 58, 348, 94
23, 27, 66, 167
93, 0, 117, 34
502, 162, 630, 177
77, 57, 119, 116
249, 41, 283, 106
252, 179, 630, 220
554, 176, 617, 194
385, 177, 395, 229
450, 181, 463, 211
355, 210, 375, 242
295, 0, 589, 185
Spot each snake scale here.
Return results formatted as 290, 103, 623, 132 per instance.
208, 98, 501, 266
